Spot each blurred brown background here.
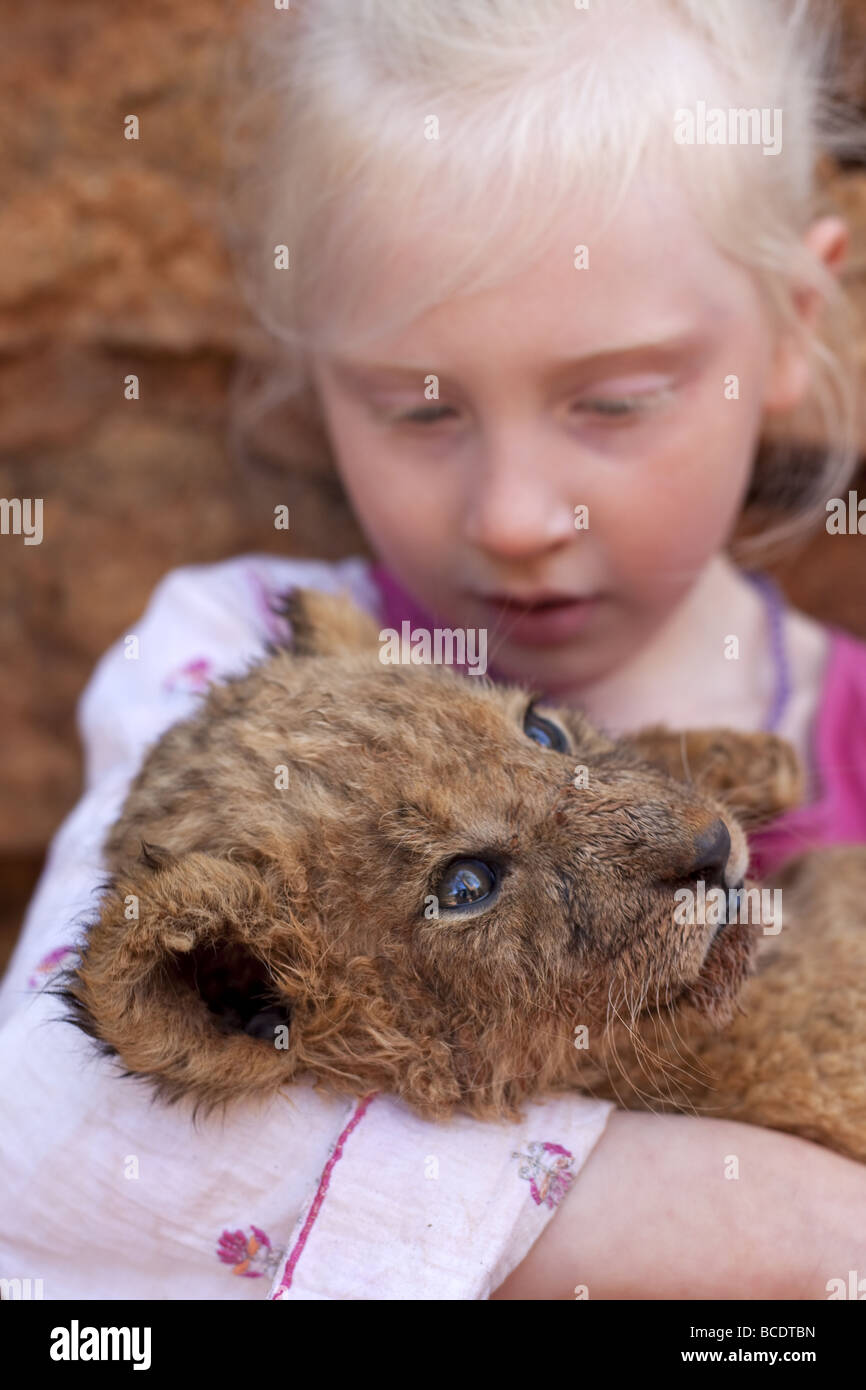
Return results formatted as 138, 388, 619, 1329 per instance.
1, 0, 866, 972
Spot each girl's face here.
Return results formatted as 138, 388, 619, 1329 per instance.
309, 178, 807, 694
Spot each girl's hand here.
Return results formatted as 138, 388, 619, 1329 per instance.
490, 1111, 866, 1300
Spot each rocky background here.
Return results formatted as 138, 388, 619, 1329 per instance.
2, 0, 866, 969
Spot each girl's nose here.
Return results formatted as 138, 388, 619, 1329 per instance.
461, 446, 579, 561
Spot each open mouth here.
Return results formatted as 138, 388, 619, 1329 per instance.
474, 593, 601, 646
704, 877, 747, 943
680, 915, 757, 1024
638, 896, 756, 1025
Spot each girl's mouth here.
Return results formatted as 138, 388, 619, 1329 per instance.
474, 592, 601, 646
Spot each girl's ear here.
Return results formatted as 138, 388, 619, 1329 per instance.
60, 849, 309, 1110
276, 586, 381, 657
621, 726, 804, 829
763, 215, 849, 416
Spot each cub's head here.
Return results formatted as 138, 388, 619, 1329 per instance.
62, 588, 801, 1120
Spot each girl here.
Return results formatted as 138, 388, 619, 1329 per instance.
2, 0, 866, 1300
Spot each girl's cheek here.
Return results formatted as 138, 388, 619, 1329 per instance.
591, 448, 747, 588
342, 456, 454, 566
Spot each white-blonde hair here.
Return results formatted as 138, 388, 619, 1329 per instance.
221, 0, 865, 556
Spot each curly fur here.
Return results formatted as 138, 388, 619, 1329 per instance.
59, 588, 866, 1161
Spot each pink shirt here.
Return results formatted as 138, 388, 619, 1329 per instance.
372, 565, 866, 882
749, 628, 866, 880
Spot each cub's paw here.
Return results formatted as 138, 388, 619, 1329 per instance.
623, 727, 804, 828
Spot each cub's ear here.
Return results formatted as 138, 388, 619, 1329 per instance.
60, 851, 307, 1111
621, 726, 804, 829
59, 847, 444, 1115
276, 586, 380, 657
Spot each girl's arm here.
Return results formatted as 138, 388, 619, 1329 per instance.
490, 1110, 866, 1300
0, 560, 267, 1022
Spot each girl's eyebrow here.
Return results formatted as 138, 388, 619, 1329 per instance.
329, 332, 709, 388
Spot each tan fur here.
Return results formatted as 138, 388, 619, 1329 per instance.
62, 589, 866, 1160
576, 846, 866, 1162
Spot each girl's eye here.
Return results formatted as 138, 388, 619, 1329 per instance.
395, 404, 457, 425
578, 398, 641, 416
524, 708, 569, 752
392, 389, 672, 426
435, 858, 499, 910
570, 388, 673, 421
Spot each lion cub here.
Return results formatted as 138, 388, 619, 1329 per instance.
63, 588, 866, 1163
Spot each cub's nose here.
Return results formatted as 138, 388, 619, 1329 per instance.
686, 818, 731, 890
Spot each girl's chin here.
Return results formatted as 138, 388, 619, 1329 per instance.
488, 635, 622, 699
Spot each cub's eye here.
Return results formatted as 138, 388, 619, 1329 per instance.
524, 707, 569, 752
435, 858, 499, 911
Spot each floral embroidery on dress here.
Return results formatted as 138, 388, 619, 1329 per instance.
29, 944, 76, 990
162, 657, 213, 695
512, 1141, 575, 1209
217, 1225, 283, 1279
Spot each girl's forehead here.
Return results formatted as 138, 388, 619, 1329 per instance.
323, 185, 754, 377
330, 251, 750, 383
